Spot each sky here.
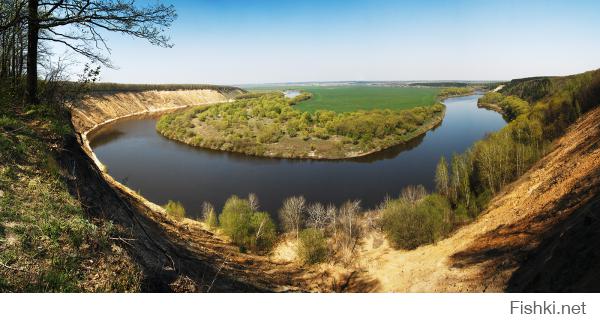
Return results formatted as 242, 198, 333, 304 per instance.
76, 0, 600, 85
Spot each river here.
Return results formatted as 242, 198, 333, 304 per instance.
90, 94, 505, 218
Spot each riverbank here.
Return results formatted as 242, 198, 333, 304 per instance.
71, 87, 242, 134
156, 93, 446, 159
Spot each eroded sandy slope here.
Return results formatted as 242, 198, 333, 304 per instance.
71, 89, 240, 133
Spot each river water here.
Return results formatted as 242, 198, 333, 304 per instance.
90, 94, 505, 217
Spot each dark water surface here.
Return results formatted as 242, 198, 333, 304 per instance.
90, 95, 505, 217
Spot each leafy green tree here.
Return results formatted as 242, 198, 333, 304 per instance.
435, 156, 450, 198
219, 195, 277, 251
202, 201, 218, 228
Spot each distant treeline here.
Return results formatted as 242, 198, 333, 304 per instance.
411, 82, 470, 87
85, 82, 244, 94
438, 87, 475, 99
410, 82, 504, 91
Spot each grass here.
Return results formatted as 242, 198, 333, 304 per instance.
0, 95, 142, 292
289, 86, 440, 113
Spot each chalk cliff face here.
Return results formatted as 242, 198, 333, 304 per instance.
71, 88, 243, 134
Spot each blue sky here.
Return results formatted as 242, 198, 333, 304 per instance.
90, 0, 600, 84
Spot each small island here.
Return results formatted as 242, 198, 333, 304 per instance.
156, 91, 446, 159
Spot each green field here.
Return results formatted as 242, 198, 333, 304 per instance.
289, 86, 440, 113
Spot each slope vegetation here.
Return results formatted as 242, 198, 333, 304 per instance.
345, 102, 600, 292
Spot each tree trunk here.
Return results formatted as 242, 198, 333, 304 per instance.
26, 0, 39, 104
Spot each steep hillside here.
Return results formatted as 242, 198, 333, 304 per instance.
71, 88, 243, 134
344, 104, 600, 292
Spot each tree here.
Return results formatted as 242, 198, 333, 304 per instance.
23, 0, 177, 103
278, 196, 305, 239
306, 202, 327, 230
337, 200, 361, 250
248, 192, 259, 211
0, 1, 26, 84
163, 200, 185, 221
219, 195, 276, 252
435, 156, 450, 198
400, 185, 427, 204
201, 201, 217, 228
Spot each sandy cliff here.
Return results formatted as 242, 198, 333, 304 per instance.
71, 88, 242, 134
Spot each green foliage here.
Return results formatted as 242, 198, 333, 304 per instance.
479, 92, 530, 120
234, 91, 282, 100
0, 80, 144, 293
381, 194, 453, 250
218, 195, 277, 252
287, 91, 313, 104
435, 156, 450, 197
202, 202, 218, 228
500, 77, 553, 103
438, 87, 474, 98
250, 211, 277, 251
164, 200, 186, 221
437, 69, 600, 224
297, 228, 328, 264
157, 92, 445, 158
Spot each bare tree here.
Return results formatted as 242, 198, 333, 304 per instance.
400, 185, 427, 204
324, 203, 338, 235
306, 202, 327, 230
248, 193, 259, 212
23, 0, 177, 103
278, 196, 305, 239
338, 200, 361, 245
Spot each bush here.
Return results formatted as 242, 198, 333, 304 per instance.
381, 194, 452, 250
219, 195, 277, 251
250, 211, 277, 251
164, 200, 186, 221
297, 228, 328, 264
202, 202, 218, 228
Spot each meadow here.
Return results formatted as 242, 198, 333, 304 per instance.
247, 86, 440, 113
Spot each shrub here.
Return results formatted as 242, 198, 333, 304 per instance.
250, 211, 277, 251
164, 200, 186, 221
381, 194, 452, 250
202, 202, 218, 228
219, 195, 277, 251
297, 228, 328, 264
